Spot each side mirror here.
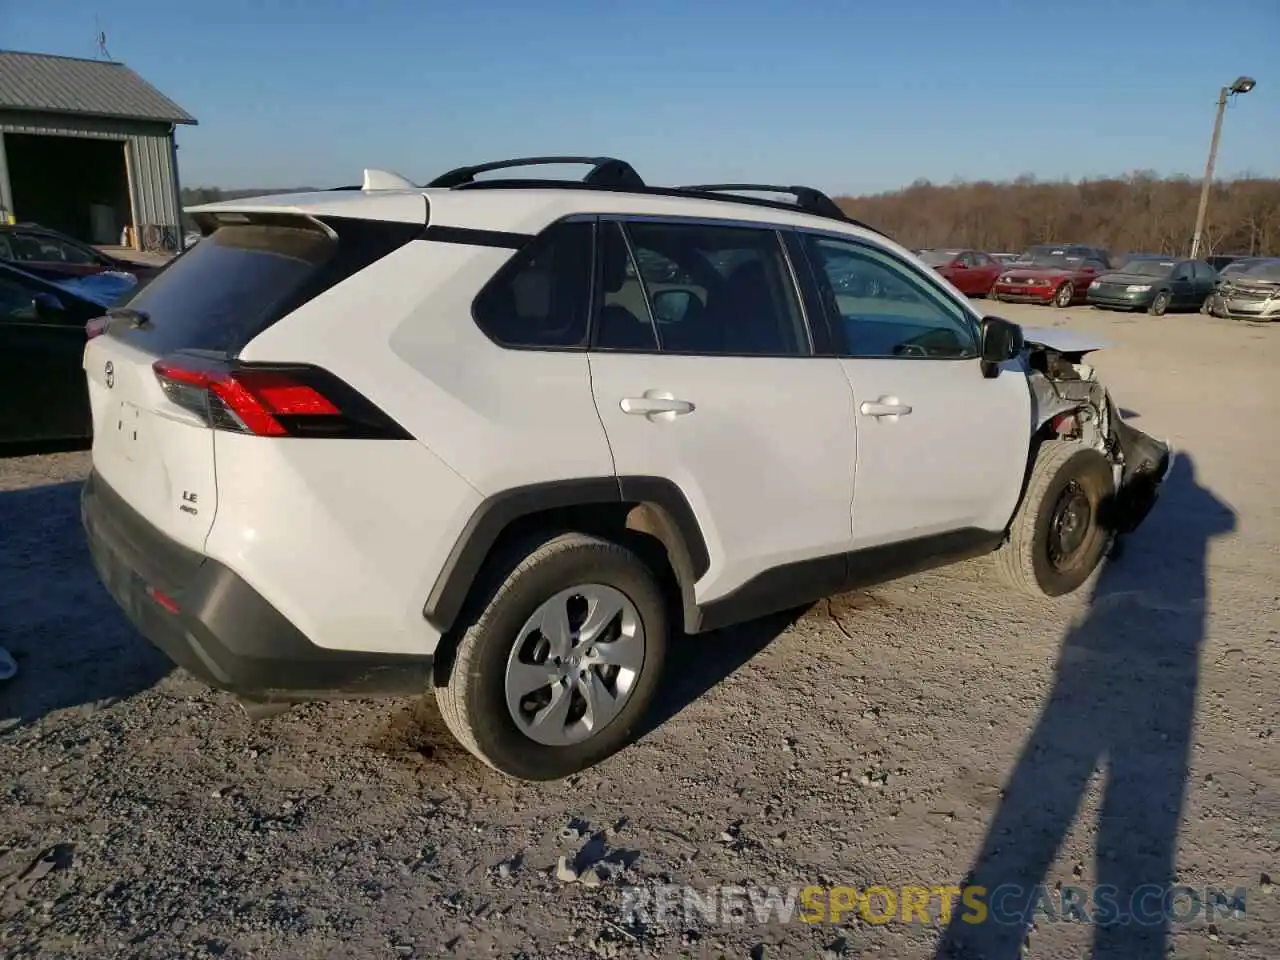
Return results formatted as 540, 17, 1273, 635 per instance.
652, 289, 694, 324
979, 316, 1023, 377
32, 291, 66, 317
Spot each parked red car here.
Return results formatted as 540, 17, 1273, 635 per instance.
917, 248, 1003, 296
0, 223, 159, 283
991, 244, 1112, 307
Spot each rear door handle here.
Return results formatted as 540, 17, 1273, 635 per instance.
620, 390, 695, 421
860, 398, 913, 418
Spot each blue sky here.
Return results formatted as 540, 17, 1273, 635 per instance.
5, 0, 1277, 195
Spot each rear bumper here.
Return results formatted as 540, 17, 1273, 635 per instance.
81, 470, 432, 703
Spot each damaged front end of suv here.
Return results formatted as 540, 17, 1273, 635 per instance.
1020, 328, 1173, 540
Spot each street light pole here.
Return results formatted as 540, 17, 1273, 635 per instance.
1189, 76, 1256, 259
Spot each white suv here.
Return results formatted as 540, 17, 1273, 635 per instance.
80, 157, 1172, 781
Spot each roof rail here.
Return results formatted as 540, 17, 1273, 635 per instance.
417, 157, 882, 235
427, 156, 645, 190
678, 184, 850, 223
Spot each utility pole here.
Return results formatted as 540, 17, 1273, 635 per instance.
1189, 76, 1256, 259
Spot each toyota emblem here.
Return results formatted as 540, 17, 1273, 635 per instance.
104, 361, 115, 389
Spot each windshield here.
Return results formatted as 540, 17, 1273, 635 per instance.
1241, 260, 1280, 282
1120, 259, 1176, 278
917, 250, 956, 266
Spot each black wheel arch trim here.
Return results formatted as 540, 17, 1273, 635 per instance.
423, 476, 710, 634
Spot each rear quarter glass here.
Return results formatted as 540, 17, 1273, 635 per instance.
108, 213, 424, 357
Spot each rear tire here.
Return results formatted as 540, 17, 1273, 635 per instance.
995, 442, 1115, 598
1054, 282, 1075, 308
435, 532, 668, 781
1148, 290, 1170, 316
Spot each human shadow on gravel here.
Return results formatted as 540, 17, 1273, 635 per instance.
0, 480, 171, 729
635, 608, 804, 739
936, 455, 1235, 960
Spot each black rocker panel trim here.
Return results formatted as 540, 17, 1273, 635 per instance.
693, 527, 1004, 633
423, 476, 711, 633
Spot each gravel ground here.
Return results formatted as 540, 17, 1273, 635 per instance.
1, 303, 1277, 959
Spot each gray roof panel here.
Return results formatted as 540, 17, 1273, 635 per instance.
0, 50, 196, 125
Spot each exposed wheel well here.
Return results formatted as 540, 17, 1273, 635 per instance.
428, 498, 699, 689
485, 501, 691, 622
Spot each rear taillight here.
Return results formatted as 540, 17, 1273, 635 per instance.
86, 316, 110, 340
152, 356, 410, 439
146, 585, 181, 614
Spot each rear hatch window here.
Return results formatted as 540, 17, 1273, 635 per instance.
108, 213, 422, 357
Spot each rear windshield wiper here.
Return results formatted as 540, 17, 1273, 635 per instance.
106, 307, 152, 330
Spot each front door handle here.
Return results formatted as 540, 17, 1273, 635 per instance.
620, 390, 695, 421
860, 397, 913, 418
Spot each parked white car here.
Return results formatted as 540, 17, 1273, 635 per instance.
80, 157, 1172, 781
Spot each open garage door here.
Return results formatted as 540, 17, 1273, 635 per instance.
6, 133, 133, 245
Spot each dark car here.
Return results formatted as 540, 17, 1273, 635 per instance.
0, 261, 125, 444
916, 248, 1003, 296
1211, 257, 1269, 289
991, 244, 1112, 307
1205, 254, 1254, 272
1086, 255, 1218, 315
0, 223, 159, 284
1016, 243, 1112, 267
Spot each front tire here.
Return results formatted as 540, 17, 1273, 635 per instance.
995, 442, 1116, 598
435, 532, 668, 781
1054, 282, 1075, 308
1148, 290, 1170, 316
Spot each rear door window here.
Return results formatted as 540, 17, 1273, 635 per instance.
0, 275, 40, 321
10, 233, 50, 262
52, 237, 101, 266
0, 271, 100, 325
594, 220, 808, 357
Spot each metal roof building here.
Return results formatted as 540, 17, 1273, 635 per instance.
0, 50, 197, 251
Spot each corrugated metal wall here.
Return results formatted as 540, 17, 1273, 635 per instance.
0, 109, 181, 245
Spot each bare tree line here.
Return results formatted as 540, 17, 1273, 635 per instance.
183, 172, 1280, 260
835, 173, 1280, 258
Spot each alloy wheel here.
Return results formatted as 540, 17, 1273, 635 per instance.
504, 584, 645, 747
